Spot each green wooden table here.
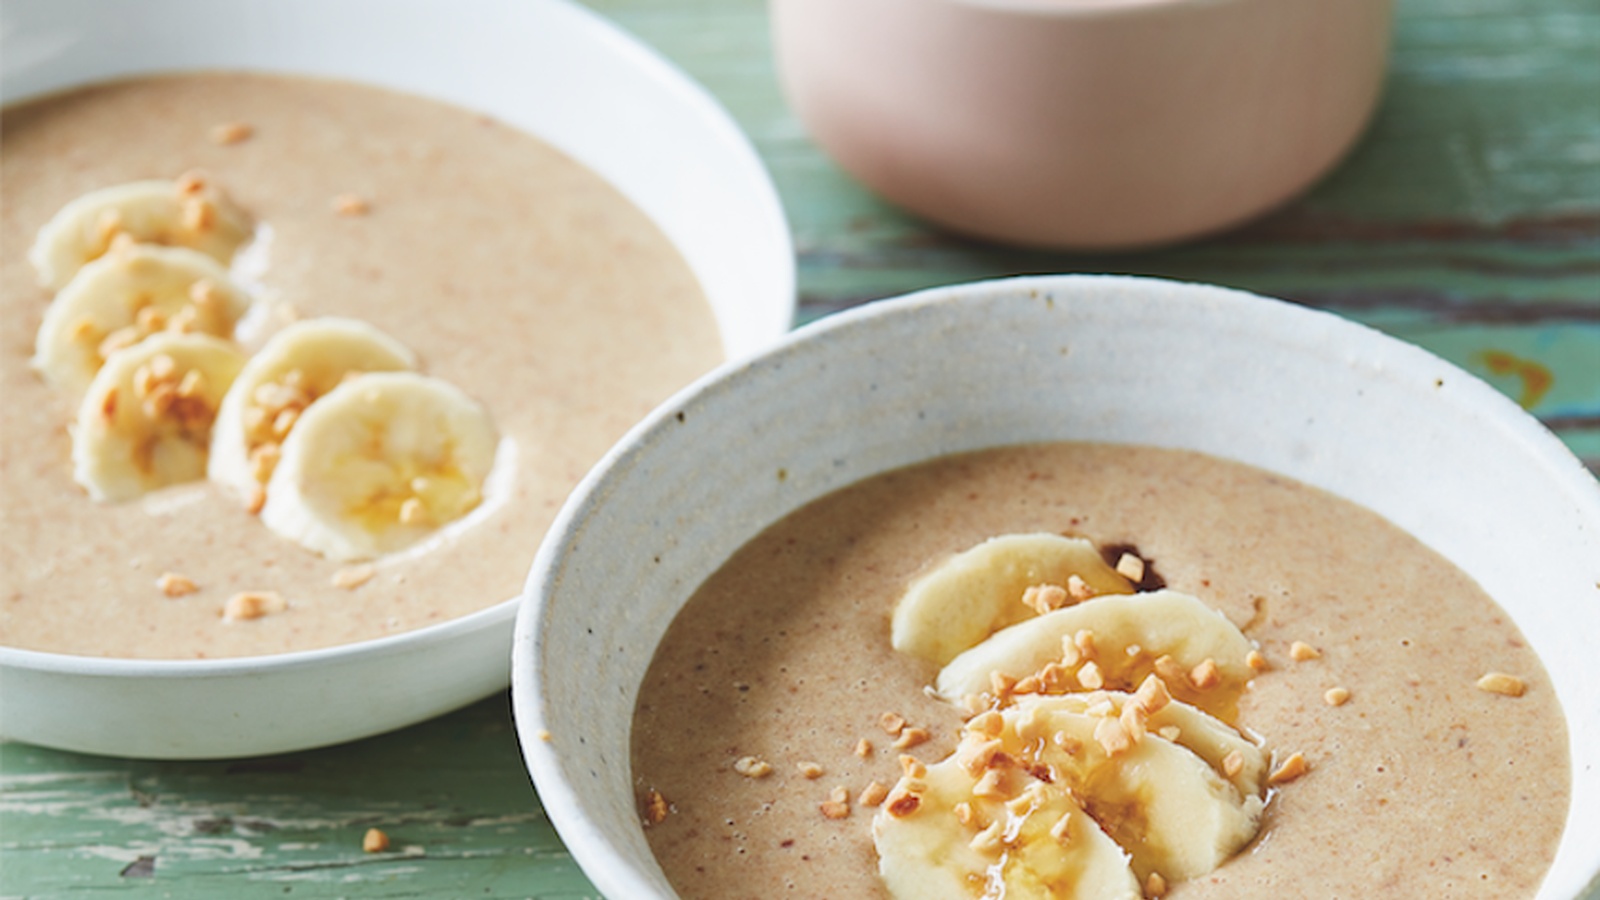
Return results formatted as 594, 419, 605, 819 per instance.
3, 0, 1596, 896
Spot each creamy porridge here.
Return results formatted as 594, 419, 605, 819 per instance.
0, 73, 723, 659
632, 443, 1568, 898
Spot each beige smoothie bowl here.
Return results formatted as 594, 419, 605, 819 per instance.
0, 0, 794, 759
513, 275, 1600, 898
771, 0, 1393, 249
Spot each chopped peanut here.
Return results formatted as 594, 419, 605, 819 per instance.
210, 122, 254, 145
972, 768, 1009, 799
819, 785, 851, 819
332, 564, 377, 590
854, 738, 874, 758
1077, 660, 1104, 690
970, 821, 1006, 855
1222, 749, 1244, 779
156, 572, 199, 597
898, 755, 926, 778
1146, 872, 1169, 897
883, 785, 921, 818
859, 781, 889, 807
333, 193, 370, 216
1066, 574, 1095, 601
953, 801, 978, 828
1094, 716, 1133, 756
222, 590, 284, 621
879, 711, 907, 736
1049, 812, 1074, 844
1115, 552, 1145, 582
1246, 649, 1269, 672
362, 827, 390, 853
732, 756, 773, 778
642, 789, 671, 825
1132, 673, 1172, 713
1324, 686, 1352, 707
1073, 629, 1097, 660
1476, 672, 1526, 697
1189, 658, 1221, 690
1022, 583, 1069, 615
893, 727, 930, 750
1268, 752, 1310, 785
796, 761, 824, 779
1289, 641, 1321, 661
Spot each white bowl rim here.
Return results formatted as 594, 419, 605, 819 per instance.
513, 273, 1600, 900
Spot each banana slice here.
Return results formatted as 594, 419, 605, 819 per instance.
893, 534, 1135, 666
208, 318, 418, 503
30, 175, 254, 290
72, 333, 247, 502
935, 590, 1255, 723
259, 371, 498, 562
873, 694, 1265, 897
872, 750, 1141, 900
33, 242, 252, 396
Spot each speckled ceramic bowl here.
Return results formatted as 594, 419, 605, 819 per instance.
0, 0, 794, 759
514, 275, 1600, 898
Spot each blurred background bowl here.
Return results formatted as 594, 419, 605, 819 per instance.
0, 0, 794, 759
771, 0, 1393, 250
514, 275, 1600, 899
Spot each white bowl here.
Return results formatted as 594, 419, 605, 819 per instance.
513, 275, 1600, 899
0, 0, 794, 759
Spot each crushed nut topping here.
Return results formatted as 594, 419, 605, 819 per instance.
1289, 641, 1321, 661
796, 761, 824, 779
1094, 715, 1134, 757
819, 785, 851, 820
1066, 574, 1095, 601
1268, 752, 1310, 785
859, 781, 889, 807
222, 590, 285, 621
854, 738, 874, 758
1022, 583, 1069, 615
1049, 812, 1074, 844
156, 571, 198, 597
642, 789, 671, 825
1476, 672, 1526, 697
333, 193, 371, 216
209, 122, 254, 145
1246, 649, 1269, 672
970, 820, 1006, 855
332, 564, 377, 590
883, 784, 922, 818
362, 827, 390, 853
972, 768, 1009, 799
1324, 686, 1351, 707
892, 727, 931, 750
1146, 871, 1169, 897
1132, 673, 1172, 713
1189, 658, 1221, 690
879, 711, 907, 736
1115, 552, 1146, 582
732, 756, 773, 778
898, 754, 926, 778
1073, 629, 1098, 660
1222, 749, 1245, 779
1077, 660, 1104, 690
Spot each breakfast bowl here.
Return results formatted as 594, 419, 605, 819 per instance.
514, 275, 1600, 898
771, 0, 1393, 249
0, 0, 794, 759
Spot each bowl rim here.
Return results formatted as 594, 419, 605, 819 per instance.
0, 0, 795, 755
514, 273, 1600, 900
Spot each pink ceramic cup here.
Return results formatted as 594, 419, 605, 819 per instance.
771, 0, 1393, 250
